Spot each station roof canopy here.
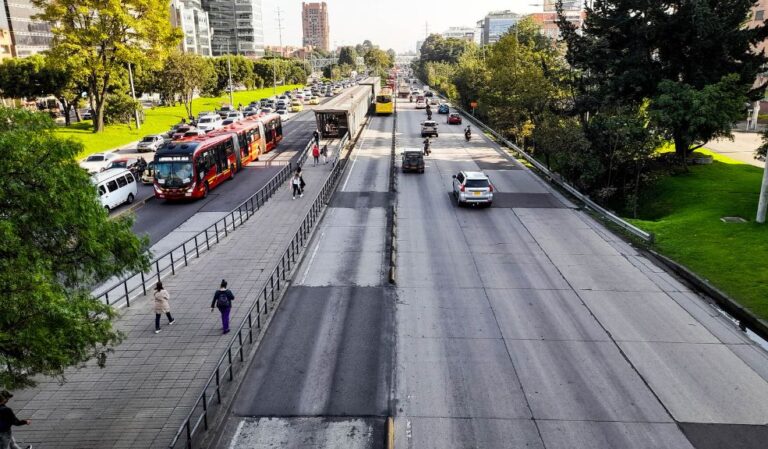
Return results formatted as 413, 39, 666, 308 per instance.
313, 85, 372, 114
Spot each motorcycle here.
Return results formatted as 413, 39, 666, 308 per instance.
423, 139, 431, 156
464, 127, 472, 142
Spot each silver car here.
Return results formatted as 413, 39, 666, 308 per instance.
136, 134, 165, 152
452, 171, 493, 207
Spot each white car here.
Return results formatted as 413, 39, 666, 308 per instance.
80, 152, 119, 174
226, 111, 244, 121
136, 134, 165, 152
195, 115, 223, 132
452, 171, 494, 207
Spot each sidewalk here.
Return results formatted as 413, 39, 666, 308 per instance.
705, 131, 764, 167
11, 150, 338, 449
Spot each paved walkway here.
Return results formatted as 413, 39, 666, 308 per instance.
705, 131, 764, 167
11, 148, 339, 449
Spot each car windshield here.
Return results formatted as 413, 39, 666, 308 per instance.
198, 117, 213, 123
176, 127, 192, 134
183, 131, 199, 137
141, 137, 156, 143
106, 161, 127, 169
86, 155, 104, 162
466, 179, 490, 188
155, 160, 193, 187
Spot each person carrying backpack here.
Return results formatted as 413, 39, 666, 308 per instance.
210, 279, 235, 334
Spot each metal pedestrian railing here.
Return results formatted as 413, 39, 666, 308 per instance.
94, 139, 316, 309
168, 133, 350, 449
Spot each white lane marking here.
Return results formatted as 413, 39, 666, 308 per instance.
227, 420, 246, 449
341, 131, 367, 191
299, 231, 325, 285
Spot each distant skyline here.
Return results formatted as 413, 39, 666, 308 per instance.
259, 0, 549, 53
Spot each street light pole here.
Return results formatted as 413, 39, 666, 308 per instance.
227, 54, 234, 106
127, 62, 141, 129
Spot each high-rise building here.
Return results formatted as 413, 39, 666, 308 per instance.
203, 0, 264, 57
302, 2, 329, 52
1, 0, 52, 57
478, 10, 522, 45
171, 0, 213, 56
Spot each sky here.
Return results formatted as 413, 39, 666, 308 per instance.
259, 0, 547, 53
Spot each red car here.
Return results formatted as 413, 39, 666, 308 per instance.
448, 113, 462, 125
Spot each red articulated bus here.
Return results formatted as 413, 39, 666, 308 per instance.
209, 113, 284, 168
153, 134, 238, 200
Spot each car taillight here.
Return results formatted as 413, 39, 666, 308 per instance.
460, 184, 465, 192
489, 184, 494, 192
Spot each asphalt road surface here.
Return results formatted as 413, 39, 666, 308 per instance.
213, 99, 768, 449
215, 113, 395, 449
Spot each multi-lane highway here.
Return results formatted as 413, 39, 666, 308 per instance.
212, 98, 768, 449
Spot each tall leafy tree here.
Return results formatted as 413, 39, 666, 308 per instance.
558, 0, 768, 161
158, 51, 214, 118
364, 48, 393, 76
0, 108, 150, 388
33, 0, 181, 133
338, 46, 357, 67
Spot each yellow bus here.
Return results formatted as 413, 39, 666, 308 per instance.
375, 87, 394, 115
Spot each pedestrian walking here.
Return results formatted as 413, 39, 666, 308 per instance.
313, 129, 320, 146
152, 282, 175, 334
210, 280, 235, 334
0, 391, 31, 449
312, 144, 320, 166
321, 144, 328, 164
291, 172, 303, 199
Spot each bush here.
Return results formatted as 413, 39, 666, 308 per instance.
103, 93, 140, 125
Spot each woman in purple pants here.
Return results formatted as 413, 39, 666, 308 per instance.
210, 279, 235, 334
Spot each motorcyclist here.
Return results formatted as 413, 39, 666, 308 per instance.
423, 137, 431, 156
464, 125, 471, 141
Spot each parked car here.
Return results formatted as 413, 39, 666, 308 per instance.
93, 168, 138, 211
104, 157, 146, 177
452, 171, 494, 207
80, 152, 119, 174
171, 125, 196, 140
136, 134, 165, 152
401, 148, 425, 173
196, 114, 223, 132
178, 129, 207, 140
448, 113, 462, 125
421, 120, 438, 138
438, 103, 450, 114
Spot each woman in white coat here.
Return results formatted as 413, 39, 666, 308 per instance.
153, 281, 175, 334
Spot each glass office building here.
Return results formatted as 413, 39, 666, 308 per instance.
203, 0, 264, 56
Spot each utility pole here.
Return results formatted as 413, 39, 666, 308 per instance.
758, 158, 768, 223
127, 62, 140, 129
227, 54, 234, 106
274, 6, 284, 96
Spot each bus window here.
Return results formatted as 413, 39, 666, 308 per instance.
224, 138, 234, 157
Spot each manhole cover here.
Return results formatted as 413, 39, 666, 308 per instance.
721, 216, 747, 223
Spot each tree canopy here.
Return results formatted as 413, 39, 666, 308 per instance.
338, 46, 358, 67
0, 108, 150, 389
559, 0, 768, 160
33, 0, 181, 132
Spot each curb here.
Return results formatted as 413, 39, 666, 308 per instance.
110, 194, 155, 219
648, 250, 768, 341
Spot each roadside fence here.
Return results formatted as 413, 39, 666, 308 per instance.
168, 134, 350, 449
94, 139, 316, 309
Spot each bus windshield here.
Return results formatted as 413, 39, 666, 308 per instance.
155, 159, 194, 187
376, 95, 392, 103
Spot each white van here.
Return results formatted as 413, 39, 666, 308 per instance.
92, 168, 138, 211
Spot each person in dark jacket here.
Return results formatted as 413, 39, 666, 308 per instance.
210, 279, 235, 334
0, 390, 31, 449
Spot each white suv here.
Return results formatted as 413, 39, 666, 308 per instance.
452, 171, 494, 207
196, 114, 223, 132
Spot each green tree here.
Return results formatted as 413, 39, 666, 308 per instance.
338, 46, 357, 66
558, 0, 768, 162
33, 0, 181, 133
0, 108, 150, 389
364, 48, 393, 77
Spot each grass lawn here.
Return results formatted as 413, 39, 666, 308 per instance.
59, 85, 303, 158
628, 149, 768, 322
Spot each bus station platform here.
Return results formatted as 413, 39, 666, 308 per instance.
10, 139, 345, 449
